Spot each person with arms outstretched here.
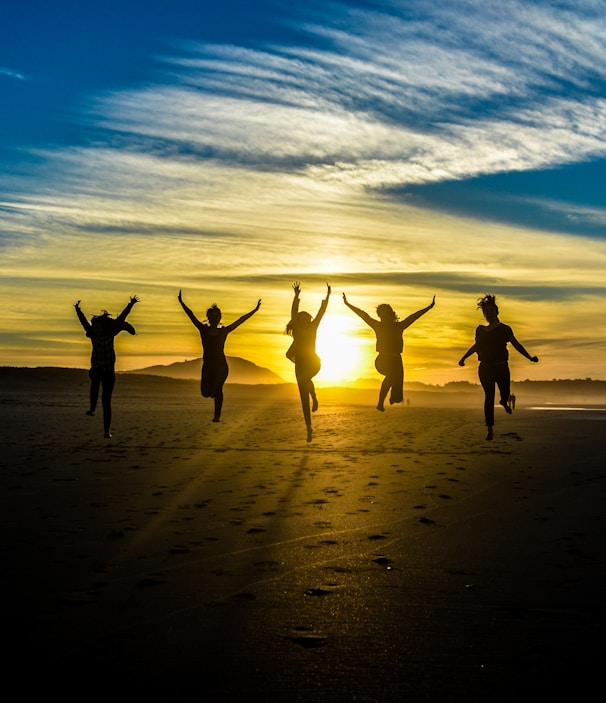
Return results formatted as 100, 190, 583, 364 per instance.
178, 290, 261, 422
459, 294, 538, 441
75, 296, 139, 438
343, 293, 435, 411
286, 282, 330, 442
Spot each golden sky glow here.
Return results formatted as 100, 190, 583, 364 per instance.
2, 2, 606, 386
2, 172, 606, 385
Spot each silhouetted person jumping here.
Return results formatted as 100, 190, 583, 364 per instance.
178, 290, 261, 422
286, 282, 330, 442
459, 294, 538, 441
343, 293, 435, 411
75, 296, 139, 438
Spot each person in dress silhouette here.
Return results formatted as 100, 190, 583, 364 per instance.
343, 293, 435, 411
286, 282, 330, 442
75, 296, 139, 438
178, 290, 261, 422
459, 294, 538, 440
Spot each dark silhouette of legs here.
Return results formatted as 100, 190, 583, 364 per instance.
295, 357, 320, 441
101, 371, 115, 437
296, 370, 317, 441
479, 362, 496, 427
88, 368, 101, 415
375, 354, 403, 411
479, 362, 511, 440
310, 381, 318, 412
88, 367, 115, 437
213, 387, 224, 422
377, 377, 390, 411
296, 375, 313, 439
201, 359, 229, 422
496, 365, 512, 414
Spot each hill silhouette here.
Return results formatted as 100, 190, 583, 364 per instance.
129, 356, 285, 384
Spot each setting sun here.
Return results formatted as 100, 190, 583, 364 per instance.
315, 312, 368, 385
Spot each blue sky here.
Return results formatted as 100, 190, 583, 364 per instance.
1, 0, 605, 383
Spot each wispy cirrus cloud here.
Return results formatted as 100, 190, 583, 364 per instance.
79, 0, 606, 195
0, 67, 27, 81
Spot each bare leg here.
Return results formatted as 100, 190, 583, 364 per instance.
479, 363, 496, 430
296, 377, 313, 440
213, 386, 224, 422
101, 371, 115, 438
311, 381, 318, 412
496, 365, 512, 414
88, 368, 100, 415
377, 378, 390, 412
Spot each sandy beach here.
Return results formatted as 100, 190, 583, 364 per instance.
2, 370, 605, 701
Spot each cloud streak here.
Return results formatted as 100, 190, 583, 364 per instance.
78, 0, 606, 196
1, 1, 606, 381
0, 67, 26, 81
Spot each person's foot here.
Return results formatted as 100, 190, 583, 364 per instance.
104, 431, 112, 439
376, 404, 385, 412
212, 416, 220, 423
86, 410, 95, 416
486, 427, 493, 441
500, 400, 512, 414
311, 396, 319, 412
306, 425, 313, 442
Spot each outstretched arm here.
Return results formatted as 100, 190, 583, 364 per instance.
291, 282, 301, 321
116, 295, 139, 323
178, 290, 203, 330
510, 334, 539, 363
74, 300, 91, 334
401, 296, 436, 330
342, 292, 375, 328
313, 284, 331, 325
458, 344, 477, 366
224, 299, 262, 333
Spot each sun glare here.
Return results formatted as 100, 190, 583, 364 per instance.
315, 312, 367, 385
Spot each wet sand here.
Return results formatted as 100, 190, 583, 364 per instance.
2, 372, 605, 701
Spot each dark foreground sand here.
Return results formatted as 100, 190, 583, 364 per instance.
2, 372, 605, 701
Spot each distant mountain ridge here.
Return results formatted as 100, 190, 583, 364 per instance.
129, 356, 285, 384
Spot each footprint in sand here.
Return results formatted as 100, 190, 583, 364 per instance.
136, 576, 166, 589
229, 592, 256, 602
168, 545, 190, 554
323, 565, 352, 574
254, 560, 281, 572
285, 633, 328, 649
304, 587, 333, 597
